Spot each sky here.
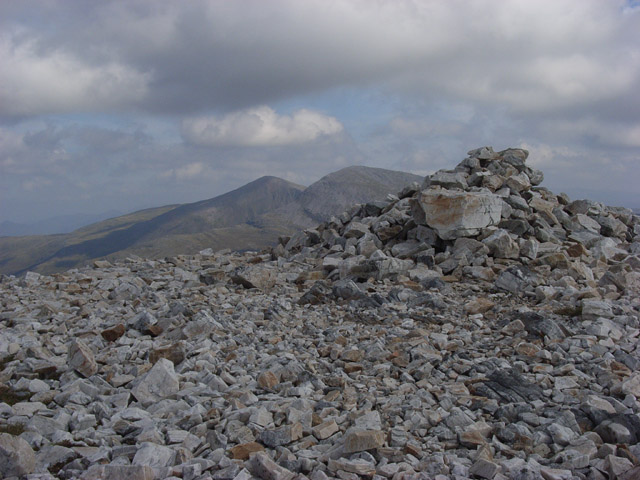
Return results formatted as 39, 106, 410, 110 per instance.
1, 0, 640, 225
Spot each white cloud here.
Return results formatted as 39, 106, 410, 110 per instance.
182, 106, 343, 147
0, 34, 149, 116
161, 162, 206, 181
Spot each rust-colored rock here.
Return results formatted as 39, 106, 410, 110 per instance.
101, 323, 125, 342
149, 342, 186, 365
257, 371, 279, 389
230, 442, 265, 460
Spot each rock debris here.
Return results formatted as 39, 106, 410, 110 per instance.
1, 146, 639, 480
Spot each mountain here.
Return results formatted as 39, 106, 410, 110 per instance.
0, 211, 122, 236
0, 166, 421, 276
265, 166, 422, 228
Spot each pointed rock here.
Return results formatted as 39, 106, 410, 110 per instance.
131, 358, 179, 406
0, 433, 36, 477
68, 340, 98, 377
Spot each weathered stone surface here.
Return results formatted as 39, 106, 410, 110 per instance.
249, 452, 296, 480
257, 371, 279, 389
230, 442, 265, 460
101, 323, 126, 342
313, 420, 339, 440
343, 430, 385, 453
0, 145, 637, 480
130, 358, 179, 406
231, 265, 276, 291
82, 465, 154, 480
477, 368, 543, 403
417, 190, 502, 240
0, 433, 36, 477
68, 340, 98, 377
469, 458, 500, 479
132, 442, 176, 468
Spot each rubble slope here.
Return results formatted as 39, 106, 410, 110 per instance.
0, 147, 639, 480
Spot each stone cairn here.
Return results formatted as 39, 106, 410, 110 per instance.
1, 146, 639, 480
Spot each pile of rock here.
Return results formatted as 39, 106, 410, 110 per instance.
279, 146, 637, 299
0, 147, 639, 480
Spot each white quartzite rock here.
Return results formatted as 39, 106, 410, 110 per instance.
417, 189, 502, 240
68, 340, 98, 377
130, 358, 179, 406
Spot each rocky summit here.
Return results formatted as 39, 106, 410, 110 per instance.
1, 146, 639, 480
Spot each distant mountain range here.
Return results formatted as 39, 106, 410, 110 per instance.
0, 211, 122, 236
0, 166, 421, 276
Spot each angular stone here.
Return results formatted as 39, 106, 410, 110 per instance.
344, 222, 370, 239
257, 371, 279, 389
343, 430, 385, 453
35, 444, 77, 473
149, 342, 186, 366
459, 430, 488, 448
606, 454, 634, 479
313, 419, 339, 440
249, 452, 295, 480
68, 340, 98, 377
582, 299, 614, 320
231, 265, 276, 291
581, 395, 617, 425
130, 358, 179, 406
428, 170, 469, 190
482, 229, 520, 259
495, 266, 532, 294
101, 323, 126, 342
328, 458, 376, 476
477, 368, 543, 403
132, 442, 176, 468
505, 172, 531, 193
469, 458, 500, 479
622, 373, 640, 398
258, 423, 302, 447
0, 433, 36, 477
82, 465, 154, 480
539, 467, 574, 480
464, 298, 495, 315
230, 442, 265, 460
595, 418, 635, 444
417, 190, 502, 240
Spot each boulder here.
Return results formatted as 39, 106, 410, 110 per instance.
0, 433, 36, 477
416, 190, 502, 240
130, 358, 179, 406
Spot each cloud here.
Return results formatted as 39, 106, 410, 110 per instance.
0, 33, 149, 116
182, 107, 343, 147
1, 1, 639, 221
1, 0, 638, 119
161, 162, 206, 181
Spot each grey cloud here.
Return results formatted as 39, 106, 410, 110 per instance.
2, 0, 638, 118
1, 0, 639, 221
0, 122, 364, 222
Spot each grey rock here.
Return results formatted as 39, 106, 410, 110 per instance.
477, 368, 543, 403
68, 340, 98, 377
130, 358, 179, 406
0, 433, 36, 477
132, 442, 176, 468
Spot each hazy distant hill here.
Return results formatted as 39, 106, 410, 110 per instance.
0, 166, 421, 276
266, 166, 423, 228
0, 211, 122, 236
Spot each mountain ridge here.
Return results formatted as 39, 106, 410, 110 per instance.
0, 166, 421, 276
